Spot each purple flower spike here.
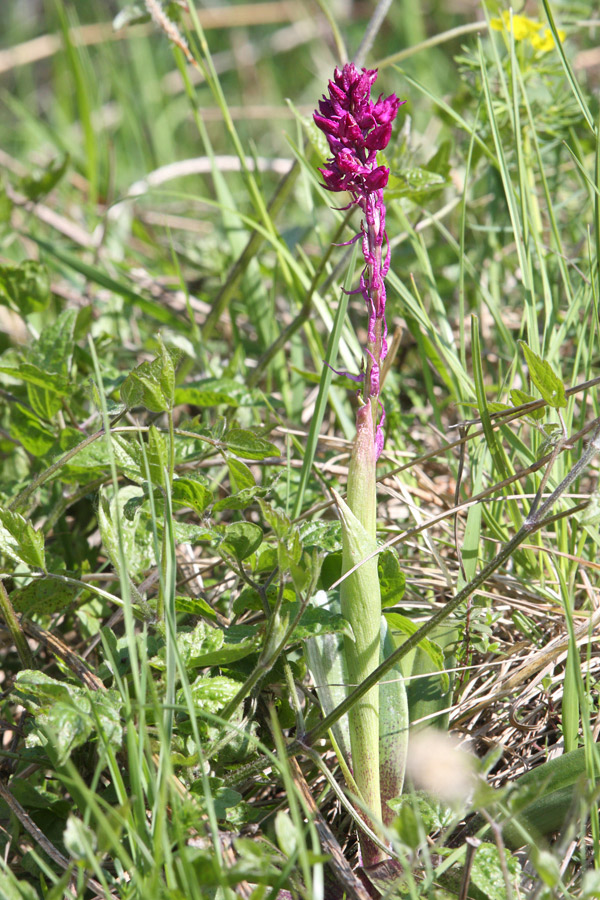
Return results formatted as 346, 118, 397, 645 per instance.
314, 63, 403, 457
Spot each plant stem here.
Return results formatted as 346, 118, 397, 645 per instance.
0, 579, 33, 668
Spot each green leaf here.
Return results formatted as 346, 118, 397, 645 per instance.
510, 388, 545, 420
11, 403, 55, 455
174, 594, 218, 623
224, 428, 279, 460
171, 476, 213, 514
385, 612, 449, 691
0, 360, 68, 396
0, 183, 13, 225
219, 521, 263, 561
121, 345, 182, 413
180, 674, 241, 715
519, 341, 566, 409
10, 578, 79, 616
386, 165, 447, 200
288, 600, 353, 641
18, 154, 69, 201
0, 508, 45, 569
98, 486, 157, 580
213, 485, 269, 512
174, 378, 262, 408
470, 842, 522, 900
379, 549, 406, 607
147, 424, 168, 488
0, 260, 50, 315
227, 458, 255, 491
13, 671, 122, 766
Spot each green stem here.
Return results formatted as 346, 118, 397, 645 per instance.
0, 580, 33, 668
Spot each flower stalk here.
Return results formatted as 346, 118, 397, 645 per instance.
312, 63, 406, 866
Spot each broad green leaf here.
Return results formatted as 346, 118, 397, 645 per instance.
470, 842, 522, 900
11, 578, 78, 615
11, 404, 55, 455
385, 612, 449, 691
305, 592, 351, 765
179, 674, 241, 715
298, 520, 342, 554
64, 814, 97, 861
171, 476, 213, 514
0, 508, 45, 569
0, 360, 68, 396
224, 428, 279, 460
14, 670, 122, 766
379, 616, 408, 826
219, 521, 263, 561
387, 165, 447, 200
121, 346, 182, 413
18, 155, 69, 201
213, 485, 269, 512
174, 378, 262, 408
227, 458, 255, 491
288, 600, 353, 641
0, 260, 50, 315
379, 549, 406, 607
29, 307, 78, 376
259, 500, 291, 538
147, 424, 168, 488
510, 388, 545, 420
519, 341, 566, 409
174, 594, 218, 623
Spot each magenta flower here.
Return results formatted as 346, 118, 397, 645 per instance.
314, 64, 403, 457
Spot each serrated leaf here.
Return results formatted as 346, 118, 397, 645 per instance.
219, 521, 263, 561
10, 578, 78, 615
30, 307, 78, 376
121, 345, 181, 413
519, 341, 566, 409
0, 508, 45, 569
224, 428, 279, 460
385, 612, 449, 691
510, 388, 545, 420
0, 360, 68, 395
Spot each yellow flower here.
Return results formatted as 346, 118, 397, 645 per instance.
530, 26, 566, 52
491, 11, 540, 41
490, 10, 565, 53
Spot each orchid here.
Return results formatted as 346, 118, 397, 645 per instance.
314, 63, 404, 457
307, 64, 408, 869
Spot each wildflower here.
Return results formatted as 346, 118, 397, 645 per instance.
490, 10, 565, 53
314, 63, 404, 457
